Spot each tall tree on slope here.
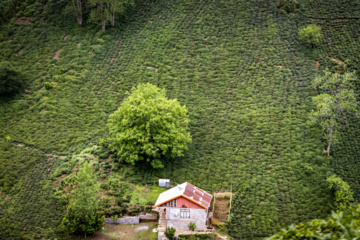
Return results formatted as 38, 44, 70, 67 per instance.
66, 0, 83, 25
309, 70, 358, 156
89, 0, 134, 30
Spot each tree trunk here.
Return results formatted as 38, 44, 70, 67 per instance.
76, 0, 82, 25
85, 231, 87, 239
102, 23, 106, 31
111, 12, 115, 27
84, 0, 88, 10
77, 13, 82, 25
327, 121, 335, 157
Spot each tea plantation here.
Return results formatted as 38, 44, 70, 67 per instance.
0, 0, 359, 239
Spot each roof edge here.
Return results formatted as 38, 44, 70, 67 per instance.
153, 194, 208, 209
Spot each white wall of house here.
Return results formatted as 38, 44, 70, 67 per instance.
165, 207, 208, 231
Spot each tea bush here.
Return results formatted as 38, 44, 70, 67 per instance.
1, 0, 360, 239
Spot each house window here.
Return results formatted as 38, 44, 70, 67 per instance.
180, 209, 190, 218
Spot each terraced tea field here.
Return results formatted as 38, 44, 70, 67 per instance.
0, 0, 359, 239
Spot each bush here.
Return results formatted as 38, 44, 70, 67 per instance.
0, 61, 24, 96
266, 205, 360, 239
188, 222, 196, 231
298, 24, 323, 47
164, 227, 176, 240
100, 183, 110, 190
326, 175, 354, 209
44, 82, 52, 90
276, 0, 298, 13
179, 234, 216, 240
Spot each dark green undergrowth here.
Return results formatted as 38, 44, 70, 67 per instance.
0, 0, 359, 239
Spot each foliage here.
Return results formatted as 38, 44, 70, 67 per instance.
44, 82, 53, 90
1, 0, 360, 239
88, 0, 135, 30
0, 61, 24, 96
309, 70, 358, 156
107, 83, 192, 169
164, 227, 176, 240
62, 205, 105, 237
0, 0, 21, 24
65, 0, 84, 25
326, 175, 354, 209
188, 222, 196, 231
266, 205, 360, 239
61, 162, 104, 238
179, 234, 216, 240
276, 0, 298, 13
298, 24, 323, 47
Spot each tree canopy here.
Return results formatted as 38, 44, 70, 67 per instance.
266, 205, 360, 239
309, 70, 358, 156
0, 61, 24, 96
61, 162, 104, 238
66, 0, 134, 30
326, 175, 354, 210
298, 24, 323, 47
107, 83, 192, 169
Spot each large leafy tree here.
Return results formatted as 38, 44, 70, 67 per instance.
107, 83, 192, 169
62, 162, 104, 238
309, 70, 358, 156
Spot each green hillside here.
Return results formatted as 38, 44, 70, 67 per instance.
0, 0, 360, 239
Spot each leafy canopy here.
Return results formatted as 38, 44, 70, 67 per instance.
165, 227, 176, 239
107, 83, 192, 169
61, 162, 104, 237
266, 205, 360, 239
309, 70, 358, 156
326, 175, 354, 210
298, 24, 322, 47
0, 61, 24, 96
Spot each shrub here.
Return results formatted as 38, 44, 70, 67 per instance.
164, 227, 176, 240
44, 82, 52, 90
266, 205, 360, 239
0, 61, 24, 96
298, 24, 323, 47
188, 222, 196, 231
326, 175, 354, 209
100, 183, 110, 190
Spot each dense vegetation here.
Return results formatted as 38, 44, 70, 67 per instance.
61, 162, 104, 238
107, 83, 192, 169
0, 0, 359, 239
266, 205, 360, 239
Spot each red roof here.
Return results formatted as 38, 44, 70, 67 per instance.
154, 182, 213, 209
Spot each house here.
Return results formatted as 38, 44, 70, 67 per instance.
153, 182, 213, 232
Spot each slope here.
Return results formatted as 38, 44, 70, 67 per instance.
0, 0, 359, 239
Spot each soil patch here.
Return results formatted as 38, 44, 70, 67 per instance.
53, 49, 62, 61
134, 225, 149, 232
146, 66, 158, 72
16, 49, 23, 56
16, 17, 32, 24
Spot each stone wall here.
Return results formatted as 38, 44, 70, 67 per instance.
139, 213, 158, 220
166, 207, 208, 231
103, 216, 139, 224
